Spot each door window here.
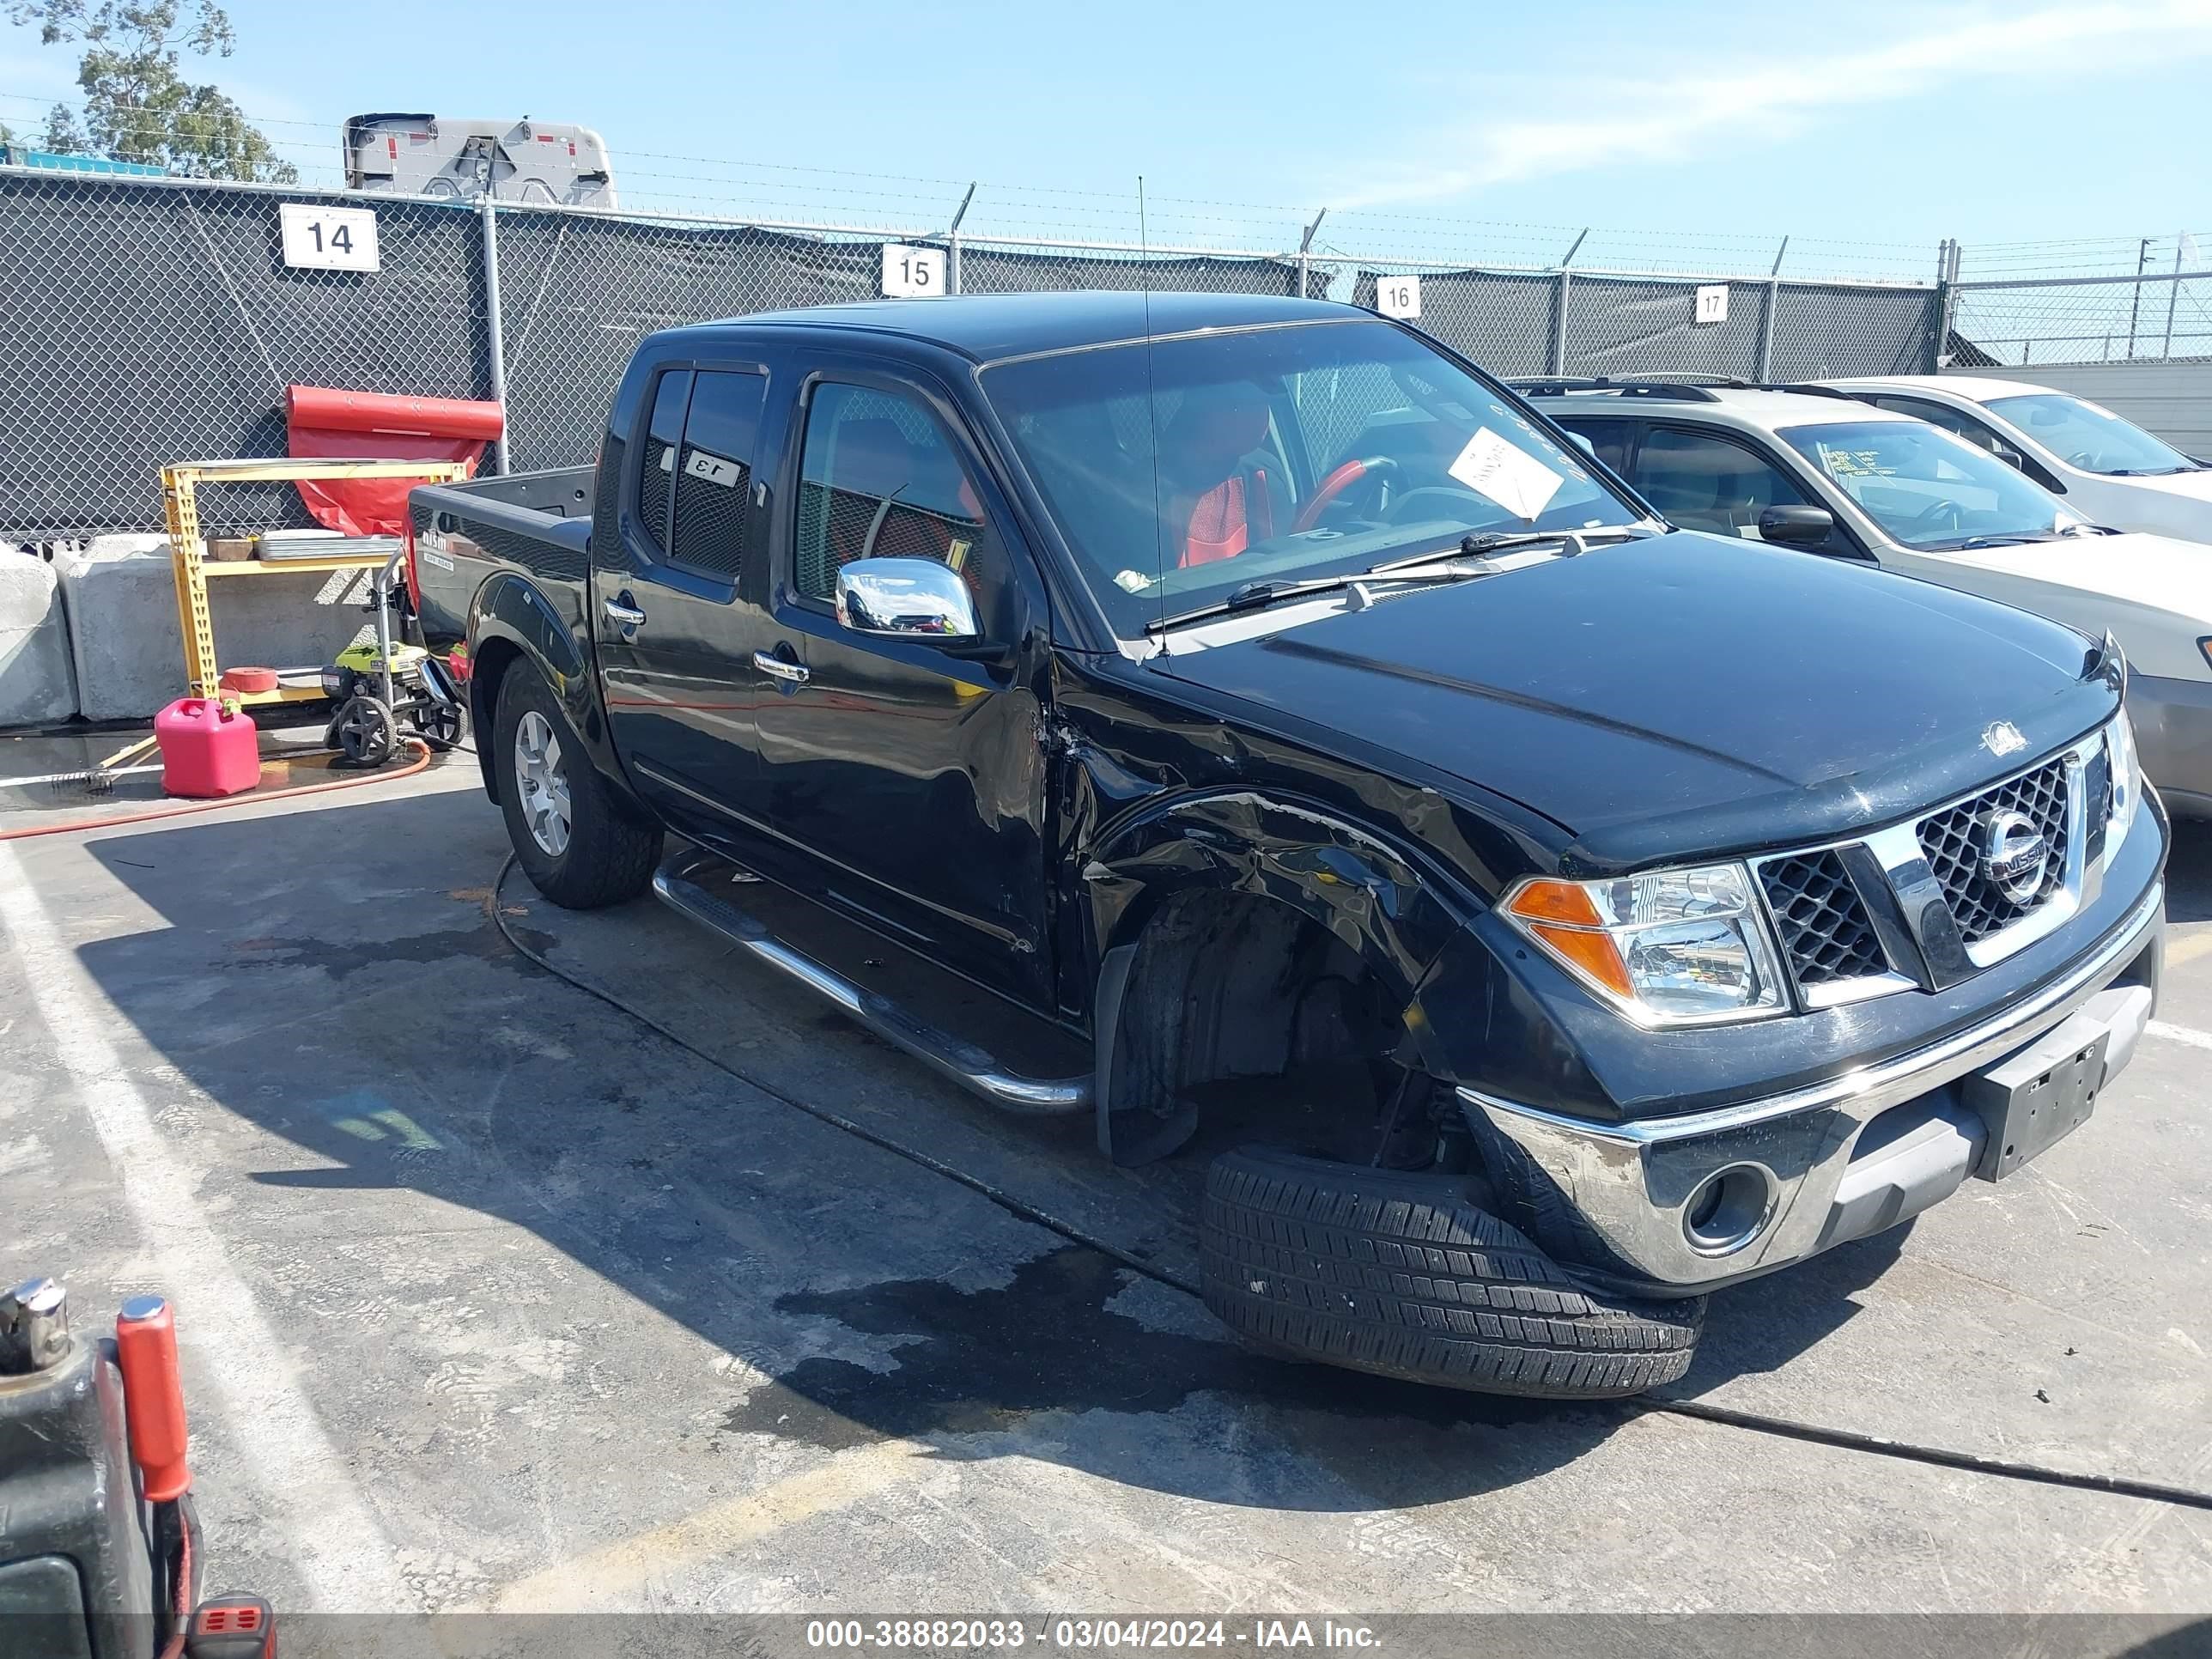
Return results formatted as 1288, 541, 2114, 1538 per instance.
1554, 416, 1633, 476
636, 369, 690, 554
668, 370, 768, 581
1633, 427, 1810, 538
1864, 394, 2067, 491
1866, 395, 2002, 453
793, 382, 1008, 632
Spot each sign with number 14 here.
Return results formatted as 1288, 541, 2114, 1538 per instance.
279, 204, 380, 272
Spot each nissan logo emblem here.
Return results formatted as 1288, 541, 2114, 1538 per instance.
1979, 809, 2049, 906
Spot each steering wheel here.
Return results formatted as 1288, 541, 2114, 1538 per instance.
1386, 485, 1493, 526
1291, 456, 1397, 533
2066, 449, 2101, 469
1908, 499, 1966, 536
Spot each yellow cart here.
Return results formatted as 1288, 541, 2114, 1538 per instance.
159, 457, 467, 704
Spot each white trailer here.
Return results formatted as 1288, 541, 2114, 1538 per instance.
343, 114, 617, 209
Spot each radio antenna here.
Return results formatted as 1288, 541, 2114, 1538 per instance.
1138, 173, 1164, 644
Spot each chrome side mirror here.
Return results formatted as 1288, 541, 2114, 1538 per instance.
834, 557, 981, 643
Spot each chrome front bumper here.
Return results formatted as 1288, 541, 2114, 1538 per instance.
1457, 879, 2165, 1291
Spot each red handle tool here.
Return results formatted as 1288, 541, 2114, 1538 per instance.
115, 1293, 192, 1502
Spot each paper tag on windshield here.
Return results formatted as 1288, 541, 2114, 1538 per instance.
1448, 428, 1563, 522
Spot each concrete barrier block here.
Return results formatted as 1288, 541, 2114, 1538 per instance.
0, 551, 80, 726
55, 536, 374, 720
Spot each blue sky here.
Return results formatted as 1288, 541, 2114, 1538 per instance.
3, 0, 2208, 279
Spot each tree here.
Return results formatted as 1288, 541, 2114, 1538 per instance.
42, 101, 88, 153
5, 1, 296, 182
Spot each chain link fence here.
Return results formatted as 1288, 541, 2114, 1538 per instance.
1949, 271, 2212, 368
1, 167, 1965, 538
494, 223, 1318, 473
0, 169, 488, 536
493, 210, 884, 471
1346, 267, 1940, 381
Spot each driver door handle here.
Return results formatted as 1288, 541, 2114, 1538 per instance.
753, 650, 810, 687
603, 596, 647, 629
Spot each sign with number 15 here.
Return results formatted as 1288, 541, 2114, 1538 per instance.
880, 244, 944, 298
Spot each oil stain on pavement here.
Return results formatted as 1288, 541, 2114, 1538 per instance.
723, 1244, 1578, 1453
228, 923, 558, 979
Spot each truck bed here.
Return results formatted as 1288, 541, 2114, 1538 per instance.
408, 465, 594, 649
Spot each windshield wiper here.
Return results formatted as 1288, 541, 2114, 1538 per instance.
1954, 533, 2045, 550
1146, 525, 1653, 634
1147, 564, 1488, 633
1370, 524, 1648, 568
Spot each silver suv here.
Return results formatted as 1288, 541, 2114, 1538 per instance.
1517, 377, 2212, 817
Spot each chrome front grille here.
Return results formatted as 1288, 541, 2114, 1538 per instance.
1750, 730, 2114, 1010
1757, 850, 1886, 986
1913, 755, 2069, 944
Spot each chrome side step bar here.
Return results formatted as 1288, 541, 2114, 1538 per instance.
652, 851, 1091, 1116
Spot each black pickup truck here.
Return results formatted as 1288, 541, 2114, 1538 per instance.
409, 292, 2168, 1399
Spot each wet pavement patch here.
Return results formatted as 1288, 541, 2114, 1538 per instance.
722, 1244, 1574, 1453
228, 923, 556, 979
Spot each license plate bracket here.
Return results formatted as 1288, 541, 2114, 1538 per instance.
1961, 1012, 2109, 1182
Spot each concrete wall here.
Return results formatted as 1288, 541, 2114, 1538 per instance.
52, 537, 374, 721
1943, 361, 2212, 457
0, 549, 80, 725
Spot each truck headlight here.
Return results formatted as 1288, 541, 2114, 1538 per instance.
1502, 864, 1787, 1026
2107, 709, 2141, 847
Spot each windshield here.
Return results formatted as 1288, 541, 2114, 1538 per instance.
980, 319, 1638, 634
1985, 392, 2203, 475
1779, 419, 2089, 550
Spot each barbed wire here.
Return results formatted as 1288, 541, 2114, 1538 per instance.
2, 87, 2201, 287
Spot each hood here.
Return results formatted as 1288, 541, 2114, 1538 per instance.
2092, 466, 2212, 540
2116, 466, 2212, 505
1936, 532, 2212, 683
1984, 531, 2212, 618
1156, 533, 2118, 872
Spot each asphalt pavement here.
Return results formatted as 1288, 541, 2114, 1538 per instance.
1, 754, 2207, 1644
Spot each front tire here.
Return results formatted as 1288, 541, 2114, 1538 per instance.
493, 660, 660, 909
1201, 1146, 1704, 1399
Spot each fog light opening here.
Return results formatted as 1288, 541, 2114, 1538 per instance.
1682, 1164, 1776, 1257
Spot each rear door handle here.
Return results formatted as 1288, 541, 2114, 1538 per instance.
753, 650, 810, 687
603, 595, 647, 629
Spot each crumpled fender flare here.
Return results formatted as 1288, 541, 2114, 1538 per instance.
1082, 788, 1475, 1159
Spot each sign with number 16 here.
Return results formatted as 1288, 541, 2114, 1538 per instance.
1373, 275, 1421, 319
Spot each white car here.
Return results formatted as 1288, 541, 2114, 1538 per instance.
1519, 380, 2212, 817
1822, 375, 2212, 544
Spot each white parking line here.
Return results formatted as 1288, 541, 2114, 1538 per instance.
2146, 1019, 2212, 1053
0, 843, 410, 1612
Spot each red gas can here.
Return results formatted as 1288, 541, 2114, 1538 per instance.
154, 697, 260, 798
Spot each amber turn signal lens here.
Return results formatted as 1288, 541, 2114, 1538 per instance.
1503, 878, 1604, 928
1505, 880, 1634, 999
1524, 922, 1635, 999
2198, 635, 2211, 671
